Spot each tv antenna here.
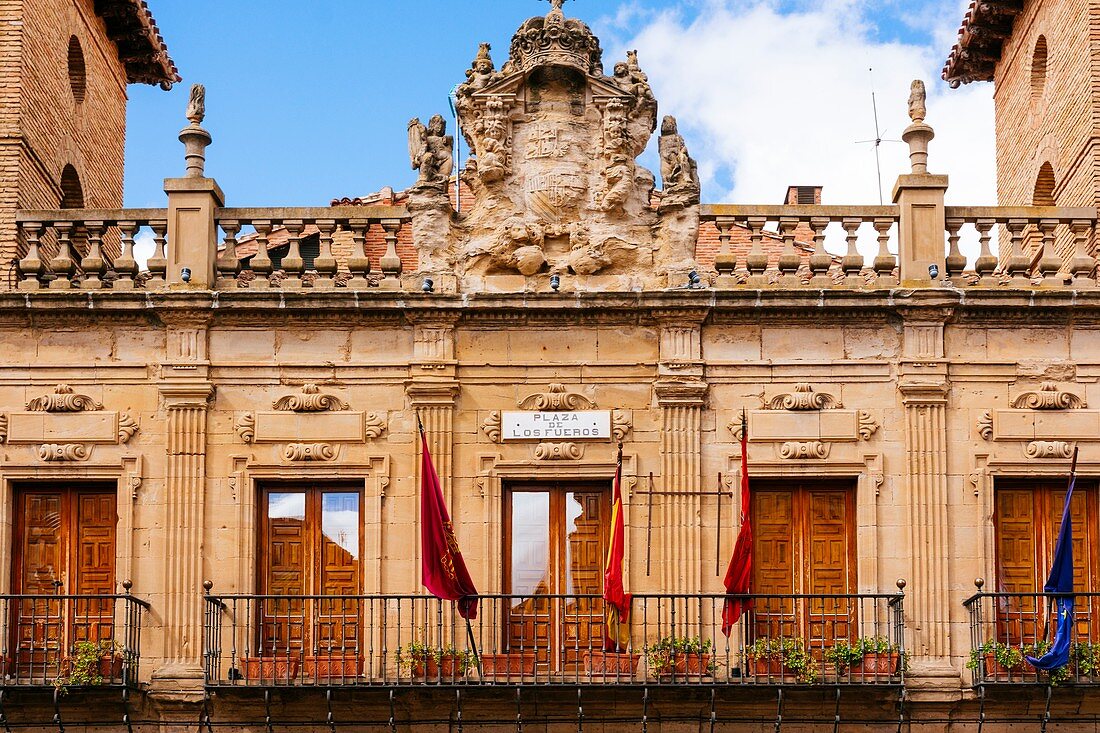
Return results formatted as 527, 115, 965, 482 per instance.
855, 68, 903, 204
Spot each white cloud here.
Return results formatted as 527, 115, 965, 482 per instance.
604, 0, 996, 207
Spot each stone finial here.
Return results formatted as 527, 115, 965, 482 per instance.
179, 83, 212, 178
548, 0, 567, 11
907, 79, 926, 124
902, 79, 934, 175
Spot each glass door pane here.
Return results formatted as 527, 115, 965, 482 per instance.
262, 491, 307, 655
508, 492, 551, 660
318, 492, 360, 654
563, 492, 605, 667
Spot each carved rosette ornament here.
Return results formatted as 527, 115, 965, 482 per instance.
519, 384, 596, 411
1010, 382, 1086, 410
284, 443, 338, 462
480, 411, 502, 443
39, 443, 90, 462
235, 413, 256, 444
27, 384, 103, 412
534, 442, 584, 461
118, 413, 139, 444
779, 442, 831, 460
364, 413, 388, 440
1026, 441, 1074, 459
976, 411, 994, 441
766, 384, 842, 411
273, 384, 349, 412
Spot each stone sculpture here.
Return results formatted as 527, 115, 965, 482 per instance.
186, 83, 205, 125
407, 114, 454, 189
464, 43, 498, 92
658, 116, 700, 207
908, 79, 927, 124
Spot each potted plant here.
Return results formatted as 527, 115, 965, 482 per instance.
437, 645, 475, 680
825, 636, 906, 679
967, 640, 1024, 680
1073, 641, 1100, 681
583, 648, 640, 678
302, 649, 364, 680
241, 653, 300, 682
646, 635, 713, 679
55, 640, 125, 692
745, 637, 818, 684
397, 642, 473, 682
481, 650, 538, 680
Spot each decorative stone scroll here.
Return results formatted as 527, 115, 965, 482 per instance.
858, 411, 880, 440
976, 411, 994, 441
27, 384, 103, 412
236, 413, 256, 443
779, 441, 830, 460
518, 384, 596, 411
480, 411, 502, 442
363, 413, 388, 440
611, 410, 632, 441
1026, 441, 1074, 459
118, 413, 139, 444
38, 443, 90, 462
1010, 382, 1086, 410
284, 443, 338, 462
534, 442, 584, 460
765, 384, 842, 411
273, 384, 349, 413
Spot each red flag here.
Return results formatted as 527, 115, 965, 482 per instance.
603, 445, 632, 651
420, 426, 478, 619
722, 413, 752, 636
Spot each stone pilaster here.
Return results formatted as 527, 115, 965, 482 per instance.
654, 315, 707, 594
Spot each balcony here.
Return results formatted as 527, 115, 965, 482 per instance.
0, 589, 149, 688
202, 591, 905, 688
965, 584, 1100, 686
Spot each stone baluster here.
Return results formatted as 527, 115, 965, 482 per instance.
250, 220, 273, 289
215, 220, 240, 289
147, 220, 168, 288
873, 218, 898, 288
1069, 219, 1097, 288
713, 218, 737, 287
280, 219, 305, 289
80, 220, 106, 289
808, 216, 832, 287
49, 221, 76, 289
114, 221, 139, 290
746, 216, 768, 287
347, 219, 371, 289
840, 217, 864, 287
776, 217, 800, 287
1036, 218, 1062, 286
944, 218, 966, 285
379, 219, 402, 290
17, 221, 45, 290
974, 219, 997, 285
313, 219, 338, 289
1005, 219, 1030, 286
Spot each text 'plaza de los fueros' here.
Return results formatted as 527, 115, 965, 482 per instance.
1, 0, 1099, 729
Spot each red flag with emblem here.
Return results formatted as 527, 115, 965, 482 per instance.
722, 411, 752, 636
420, 425, 478, 619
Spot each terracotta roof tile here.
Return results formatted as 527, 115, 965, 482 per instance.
95, 0, 180, 88
942, 0, 1023, 87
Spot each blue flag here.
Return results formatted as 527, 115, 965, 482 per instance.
1026, 474, 1076, 671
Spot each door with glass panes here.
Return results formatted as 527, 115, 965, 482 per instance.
259, 487, 362, 658
12, 486, 117, 673
504, 483, 609, 671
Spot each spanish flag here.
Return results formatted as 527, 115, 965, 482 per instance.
722, 410, 752, 636
603, 444, 632, 652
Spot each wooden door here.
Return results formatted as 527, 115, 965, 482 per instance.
994, 480, 1099, 644
751, 481, 856, 645
12, 487, 117, 672
259, 488, 361, 657
504, 483, 609, 672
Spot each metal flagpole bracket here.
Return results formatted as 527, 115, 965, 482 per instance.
638, 476, 734, 578
773, 688, 784, 733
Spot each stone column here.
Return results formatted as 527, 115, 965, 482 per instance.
893, 109, 948, 287
654, 315, 707, 595
898, 321, 957, 687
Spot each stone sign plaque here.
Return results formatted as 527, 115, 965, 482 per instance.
502, 411, 611, 441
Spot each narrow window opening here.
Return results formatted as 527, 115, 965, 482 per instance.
60, 165, 83, 209
67, 36, 86, 104
1033, 162, 1056, 207
1031, 36, 1048, 104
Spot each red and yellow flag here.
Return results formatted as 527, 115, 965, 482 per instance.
603, 444, 632, 652
420, 424, 479, 619
722, 412, 752, 636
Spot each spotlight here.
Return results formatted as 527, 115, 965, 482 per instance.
181, 267, 192, 283
688, 270, 701, 289
550, 274, 561, 291
422, 278, 435, 293
928, 264, 940, 280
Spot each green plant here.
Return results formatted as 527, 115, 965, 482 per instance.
824, 636, 909, 673
1073, 641, 1100, 677
646, 635, 713, 673
966, 640, 1024, 673
745, 637, 819, 684
438, 645, 475, 673
395, 641, 435, 674
54, 640, 123, 693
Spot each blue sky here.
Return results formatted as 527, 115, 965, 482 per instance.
124, 0, 990, 209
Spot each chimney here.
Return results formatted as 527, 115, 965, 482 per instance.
785, 185, 823, 205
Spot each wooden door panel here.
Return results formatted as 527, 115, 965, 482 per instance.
806, 491, 853, 645
753, 490, 797, 637
73, 493, 116, 646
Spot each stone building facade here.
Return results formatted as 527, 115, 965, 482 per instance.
0, 0, 1097, 730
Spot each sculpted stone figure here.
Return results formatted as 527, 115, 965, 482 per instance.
476, 98, 509, 183
186, 84, 205, 125
658, 115, 700, 207
464, 43, 497, 92
408, 114, 454, 188
598, 99, 634, 211
908, 79, 927, 124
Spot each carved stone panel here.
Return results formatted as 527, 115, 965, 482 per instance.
738, 410, 872, 443
988, 410, 1100, 441
241, 412, 383, 444
8, 412, 133, 445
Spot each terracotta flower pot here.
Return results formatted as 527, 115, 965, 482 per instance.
481, 652, 537, 681
99, 654, 124, 680
242, 656, 300, 681
584, 651, 639, 678
411, 653, 469, 682
302, 655, 363, 680
750, 656, 798, 682
982, 652, 1023, 681
849, 652, 900, 678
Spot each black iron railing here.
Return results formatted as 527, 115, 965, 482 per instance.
0, 586, 149, 687
203, 587, 905, 687
964, 583, 1100, 685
